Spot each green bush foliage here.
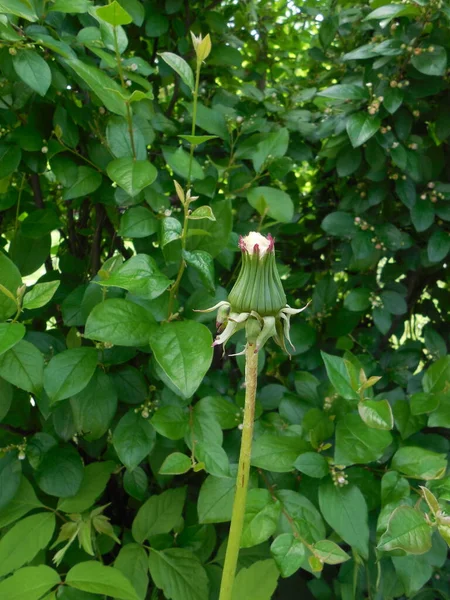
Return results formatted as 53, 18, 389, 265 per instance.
0, 0, 449, 598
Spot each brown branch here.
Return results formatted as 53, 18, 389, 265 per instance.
0, 423, 32, 437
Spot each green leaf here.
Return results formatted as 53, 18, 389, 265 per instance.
149, 321, 213, 399
381, 471, 410, 506
293, 452, 329, 478
0, 143, 21, 179
321, 351, 358, 400
344, 288, 371, 312
58, 461, 116, 513
44, 347, 97, 404
66, 58, 128, 117
313, 540, 350, 565
0, 252, 21, 321
66, 561, 139, 600
0, 322, 25, 356
0, 0, 38, 21
317, 84, 368, 100
70, 369, 118, 440
319, 482, 369, 558
197, 474, 235, 523
49, 0, 91, 13
159, 52, 194, 90
36, 445, 84, 497
196, 441, 230, 478
411, 200, 434, 233
107, 158, 157, 196
336, 147, 361, 177
106, 115, 148, 160
0, 453, 21, 511
241, 488, 281, 548
381, 290, 407, 315
0, 340, 44, 393
183, 250, 215, 293
151, 406, 188, 440
189, 206, 216, 221
194, 396, 239, 429
383, 88, 403, 114
251, 433, 309, 472
428, 229, 450, 263
178, 134, 218, 145
346, 113, 381, 148
97, 255, 171, 299
247, 186, 294, 223
321, 211, 357, 238
0, 512, 56, 578
96, 0, 132, 25
62, 167, 102, 200
412, 46, 447, 77
0, 566, 60, 600
0, 476, 43, 528
119, 208, 158, 238
21, 209, 61, 239
115, 544, 149, 600
162, 146, 204, 181
335, 413, 392, 465
113, 410, 155, 471
123, 467, 148, 501
423, 356, 450, 393
358, 399, 394, 430
270, 533, 305, 578
231, 559, 279, 600
85, 298, 156, 346
378, 506, 432, 554
251, 128, 289, 173
132, 487, 186, 543
148, 548, 208, 600
364, 4, 420, 24
159, 452, 192, 475
12, 50, 51, 96
23, 281, 60, 310
410, 392, 439, 416
391, 446, 447, 480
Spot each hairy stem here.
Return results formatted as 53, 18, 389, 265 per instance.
219, 344, 258, 600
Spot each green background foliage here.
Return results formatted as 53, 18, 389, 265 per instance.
0, 0, 449, 598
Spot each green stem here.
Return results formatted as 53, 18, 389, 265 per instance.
219, 344, 258, 600
187, 60, 202, 187
166, 197, 190, 318
113, 26, 136, 159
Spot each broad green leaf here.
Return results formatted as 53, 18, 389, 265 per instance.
132, 487, 186, 543
0, 0, 38, 20
183, 249, 215, 293
410, 392, 439, 416
0, 340, 44, 393
162, 145, 205, 180
70, 369, 118, 440
66, 58, 128, 116
12, 50, 51, 96
0, 566, 60, 600
97, 255, 171, 299
107, 158, 157, 196
115, 544, 149, 600
36, 445, 84, 497
428, 229, 450, 263
159, 52, 194, 89
381, 471, 410, 506
251, 434, 309, 472
0, 512, 56, 578
247, 186, 294, 223
411, 200, 434, 233
277, 490, 325, 543
321, 351, 358, 400
0, 476, 43, 528
196, 441, 230, 478
0, 453, 21, 511
335, 414, 392, 465
313, 540, 350, 565
66, 561, 139, 600
358, 399, 394, 430
321, 211, 357, 238
391, 446, 447, 480
251, 128, 289, 173
9, 231, 51, 277
423, 356, 450, 394
383, 88, 403, 114
378, 506, 432, 554
0, 322, 25, 356
149, 321, 213, 399
148, 548, 208, 600
319, 482, 369, 558
113, 410, 156, 470
197, 474, 235, 523
178, 134, 217, 145
270, 533, 306, 577
293, 452, 329, 478
0, 143, 21, 179
124, 467, 148, 501
241, 489, 281, 548
62, 167, 102, 200
194, 396, 239, 429
0, 376, 12, 421
231, 559, 279, 600
96, 0, 132, 25
151, 405, 189, 440
106, 115, 148, 160
346, 113, 381, 148
0, 252, 21, 321
364, 4, 420, 24
21, 209, 61, 239
58, 461, 116, 513
85, 298, 156, 346
160, 216, 182, 247
44, 347, 97, 404
411, 46, 447, 77
159, 452, 192, 475
344, 288, 371, 312
119, 208, 158, 238
317, 84, 368, 100
49, 0, 90, 13
23, 281, 60, 310
189, 206, 216, 221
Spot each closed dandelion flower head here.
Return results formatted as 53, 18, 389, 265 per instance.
197, 232, 308, 355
